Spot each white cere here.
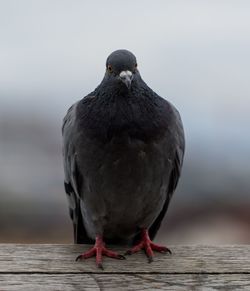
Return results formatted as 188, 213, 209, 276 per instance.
119, 70, 132, 78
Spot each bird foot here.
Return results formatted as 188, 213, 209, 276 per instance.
76, 236, 125, 269
125, 229, 171, 262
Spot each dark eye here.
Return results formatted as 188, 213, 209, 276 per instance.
107, 64, 113, 73
135, 63, 138, 68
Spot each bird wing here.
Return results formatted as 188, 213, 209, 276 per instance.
62, 101, 93, 244
148, 105, 185, 240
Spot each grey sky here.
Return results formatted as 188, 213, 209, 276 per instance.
1, 1, 249, 106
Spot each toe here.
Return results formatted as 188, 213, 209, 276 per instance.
103, 248, 126, 260
125, 242, 144, 255
145, 242, 154, 259
150, 243, 172, 254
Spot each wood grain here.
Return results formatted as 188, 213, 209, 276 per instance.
0, 244, 249, 273
0, 244, 249, 290
0, 274, 250, 291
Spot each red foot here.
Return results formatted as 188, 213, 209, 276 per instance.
125, 229, 171, 262
76, 236, 125, 269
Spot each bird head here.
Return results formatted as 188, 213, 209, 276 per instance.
105, 49, 138, 90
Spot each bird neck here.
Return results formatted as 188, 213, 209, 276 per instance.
95, 75, 148, 100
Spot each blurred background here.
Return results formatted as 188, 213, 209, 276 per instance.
0, 0, 249, 244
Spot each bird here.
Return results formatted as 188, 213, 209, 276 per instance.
62, 49, 185, 269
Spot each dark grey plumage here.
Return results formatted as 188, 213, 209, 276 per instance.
62, 49, 185, 246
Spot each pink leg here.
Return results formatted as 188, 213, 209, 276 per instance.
76, 236, 125, 269
125, 229, 171, 262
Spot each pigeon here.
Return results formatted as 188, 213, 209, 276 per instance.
62, 49, 185, 269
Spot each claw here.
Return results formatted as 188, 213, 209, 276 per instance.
97, 263, 104, 270
75, 254, 83, 261
165, 248, 172, 254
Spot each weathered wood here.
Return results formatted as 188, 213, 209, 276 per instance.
0, 274, 250, 291
0, 244, 249, 290
0, 244, 249, 273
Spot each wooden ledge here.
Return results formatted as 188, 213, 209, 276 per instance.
0, 244, 249, 290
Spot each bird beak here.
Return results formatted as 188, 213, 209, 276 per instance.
119, 70, 133, 89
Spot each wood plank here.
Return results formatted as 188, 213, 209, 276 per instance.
0, 244, 249, 274
0, 274, 250, 290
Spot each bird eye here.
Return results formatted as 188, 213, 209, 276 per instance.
135, 63, 138, 68
107, 65, 113, 73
